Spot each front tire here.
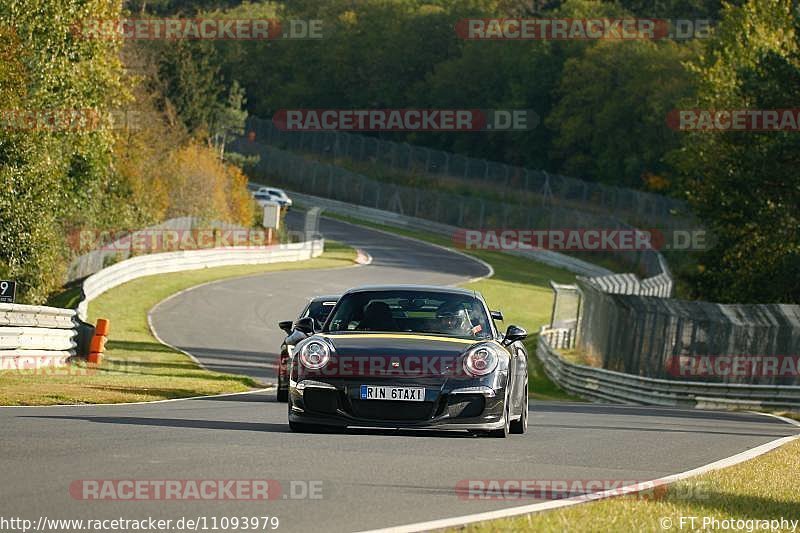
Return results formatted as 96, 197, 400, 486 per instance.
289, 420, 315, 432
510, 385, 528, 434
276, 387, 288, 402
489, 403, 510, 438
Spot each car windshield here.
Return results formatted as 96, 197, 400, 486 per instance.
303, 300, 337, 326
268, 189, 284, 197
325, 290, 492, 339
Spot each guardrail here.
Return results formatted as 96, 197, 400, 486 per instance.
537, 326, 800, 411
67, 216, 252, 283
0, 304, 80, 370
77, 240, 324, 321
2, 238, 324, 373
287, 191, 612, 277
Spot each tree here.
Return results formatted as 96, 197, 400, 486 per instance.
669, 0, 800, 303
154, 39, 225, 133
547, 39, 697, 188
0, 1, 125, 303
211, 80, 248, 160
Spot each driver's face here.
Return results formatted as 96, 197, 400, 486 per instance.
440, 315, 464, 331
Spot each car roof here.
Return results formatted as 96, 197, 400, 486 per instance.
341, 285, 478, 298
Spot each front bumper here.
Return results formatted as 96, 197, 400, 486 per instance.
288, 378, 507, 430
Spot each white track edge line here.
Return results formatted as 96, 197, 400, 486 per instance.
147, 311, 212, 372
0, 387, 276, 409
323, 215, 494, 284
747, 410, 800, 428
356, 433, 800, 533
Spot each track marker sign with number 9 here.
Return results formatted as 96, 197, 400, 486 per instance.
0, 281, 17, 304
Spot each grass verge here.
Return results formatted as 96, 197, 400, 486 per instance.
324, 212, 581, 402
0, 241, 357, 405
457, 436, 800, 532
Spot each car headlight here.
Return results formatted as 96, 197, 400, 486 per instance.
299, 340, 330, 370
463, 345, 499, 377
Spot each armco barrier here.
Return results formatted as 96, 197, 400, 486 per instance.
537, 326, 800, 411
67, 216, 250, 283
0, 304, 80, 370
1, 239, 323, 372
286, 191, 612, 278
77, 240, 324, 320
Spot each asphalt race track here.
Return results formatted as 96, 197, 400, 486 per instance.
1, 215, 798, 532
149, 215, 491, 382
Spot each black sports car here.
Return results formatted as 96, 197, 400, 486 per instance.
276, 295, 340, 402
286, 286, 529, 437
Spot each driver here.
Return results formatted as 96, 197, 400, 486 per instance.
436, 304, 474, 335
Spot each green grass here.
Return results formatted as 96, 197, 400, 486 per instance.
0, 241, 357, 405
457, 437, 800, 532
323, 212, 581, 402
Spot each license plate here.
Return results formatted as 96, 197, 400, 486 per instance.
360, 385, 425, 402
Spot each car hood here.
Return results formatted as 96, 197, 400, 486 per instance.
321, 333, 480, 358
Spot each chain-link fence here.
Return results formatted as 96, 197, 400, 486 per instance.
244, 116, 691, 228
230, 137, 670, 279
575, 277, 800, 386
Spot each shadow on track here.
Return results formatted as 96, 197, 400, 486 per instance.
533, 402, 800, 427
530, 422, 790, 438
24, 415, 288, 433
23, 415, 484, 439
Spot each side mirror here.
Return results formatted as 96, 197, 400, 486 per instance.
278, 320, 294, 334
502, 325, 527, 346
294, 316, 316, 335
490, 310, 504, 321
